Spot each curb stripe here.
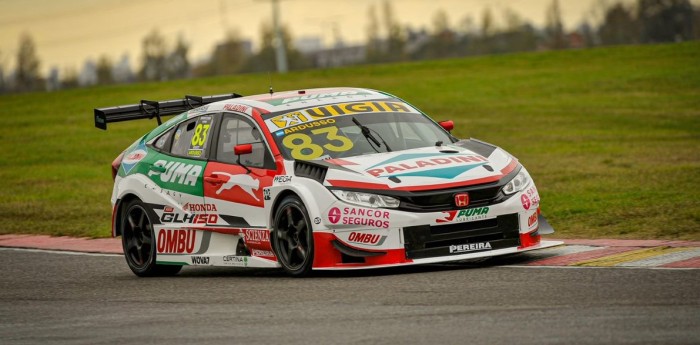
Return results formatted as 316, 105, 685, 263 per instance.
572, 247, 675, 267
616, 247, 700, 267
662, 256, 700, 268
527, 246, 636, 266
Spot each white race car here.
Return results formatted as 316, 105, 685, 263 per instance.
95, 87, 561, 276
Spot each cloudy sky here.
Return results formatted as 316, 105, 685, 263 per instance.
1, 0, 696, 74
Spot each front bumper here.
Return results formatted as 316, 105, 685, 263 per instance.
312, 181, 555, 269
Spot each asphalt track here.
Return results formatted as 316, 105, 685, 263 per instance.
1, 248, 699, 345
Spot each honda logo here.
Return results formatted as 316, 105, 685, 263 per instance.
454, 193, 470, 207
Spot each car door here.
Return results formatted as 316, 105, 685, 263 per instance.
146, 114, 215, 230
203, 113, 277, 257
203, 113, 277, 224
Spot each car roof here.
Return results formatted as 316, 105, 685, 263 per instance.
200, 87, 394, 116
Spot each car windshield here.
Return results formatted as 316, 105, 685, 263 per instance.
264, 99, 453, 160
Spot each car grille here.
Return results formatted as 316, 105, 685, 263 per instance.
403, 213, 520, 259
397, 184, 507, 212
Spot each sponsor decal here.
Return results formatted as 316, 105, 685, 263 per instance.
313, 217, 321, 225
449, 242, 492, 254
121, 141, 148, 174
187, 116, 212, 158
183, 203, 217, 212
437, 207, 490, 223
223, 104, 249, 113
524, 186, 540, 208
148, 160, 203, 187
187, 149, 203, 157
213, 172, 260, 200
273, 175, 293, 183
270, 111, 307, 128
188, 105, 209, 115
243, 229, 270, 245
328, 207, 341, 223
161, 212, 218, 224
222, 255, 249, 267
144, 183, 183, 199
268, 101, 412, 130
190, 256, 210, 265
263, 188, 271, 201
527, 212, 538, 228
264, 90, 369, 106
454, 193, 470, 207
283, 119, 336, 135
347, 232, 387, 246
366, 153, 488, 179
251, 249, 275, 257
521, 194, 531, 210
157, 229, 196, 254
304, 101, 410, 118
327, 207, 390, 228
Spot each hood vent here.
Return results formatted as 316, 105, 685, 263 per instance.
294, 161, 328, 184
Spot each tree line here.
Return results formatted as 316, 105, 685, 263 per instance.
2, 0, 698, 94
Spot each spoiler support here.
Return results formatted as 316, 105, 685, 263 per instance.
94, 93, 243, 130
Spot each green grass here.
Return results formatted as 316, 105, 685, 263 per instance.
1, 42, 698, 240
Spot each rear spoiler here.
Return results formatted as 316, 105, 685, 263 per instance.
94, 93, 243, 130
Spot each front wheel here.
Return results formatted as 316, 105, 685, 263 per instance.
271, 196, 314, 277
121, 199, 182, 277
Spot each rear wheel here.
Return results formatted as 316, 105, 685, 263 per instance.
271, 196, 314, 277
121, 199, 182, 277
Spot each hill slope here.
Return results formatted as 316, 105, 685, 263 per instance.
1, 42, 698, 239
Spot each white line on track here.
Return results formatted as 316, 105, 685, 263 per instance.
0, 247, 121, 257
502, 264, 700, 270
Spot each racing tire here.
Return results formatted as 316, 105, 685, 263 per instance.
120, 199, 182, 277
271, 195, 315, 277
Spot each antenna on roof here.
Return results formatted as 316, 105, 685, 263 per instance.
268, 72, 274, 95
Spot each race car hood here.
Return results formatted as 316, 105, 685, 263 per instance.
319, 140, 519, 191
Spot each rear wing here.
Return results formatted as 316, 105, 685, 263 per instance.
94, 93, 243, 130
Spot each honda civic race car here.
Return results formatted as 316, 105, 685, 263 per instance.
94, 87, 561, 277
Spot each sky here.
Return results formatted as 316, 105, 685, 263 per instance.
1, 0, 697, 75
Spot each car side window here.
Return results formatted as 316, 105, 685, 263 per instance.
216, 115, 274, 169
154, 128, 174, 150
170, 115, 214, 159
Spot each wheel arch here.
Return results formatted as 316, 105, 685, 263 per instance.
266, 182, 326, 231
268, 189, 301, 229
113, 193, 141, 237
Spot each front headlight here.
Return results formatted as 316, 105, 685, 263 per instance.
502, 169, 531, 195
331, 190, 400, 208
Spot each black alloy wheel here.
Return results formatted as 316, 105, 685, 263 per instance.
272, 196, 314, 276
121, 199, 181, 277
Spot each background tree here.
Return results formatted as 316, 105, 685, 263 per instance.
139, 29, 168, 81
599, 3, 638, 45
96, 55, 114, 85
501, 9, 538, 52
545, 0, 567, 49
637, 0, 694, 42
61, 67, 79, 89
196, 31, 249, 77
15, 33, 41, 92
244, 23, 309, 73
166, 35, 190, 80
382, 0, 406, 62
365, 4, 383, 63
0, 50, 5, 93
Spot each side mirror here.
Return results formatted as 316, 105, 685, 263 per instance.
234, 143, 252, 155
438, 120, 454, 132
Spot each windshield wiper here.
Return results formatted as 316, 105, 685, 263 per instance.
352, 118, 392, 152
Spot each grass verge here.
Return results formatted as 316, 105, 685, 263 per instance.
0, 42, 698, 239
